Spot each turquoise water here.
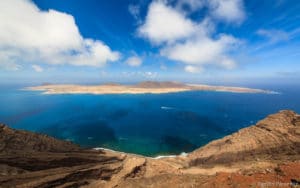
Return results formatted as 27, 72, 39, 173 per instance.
0, 84, 299, 156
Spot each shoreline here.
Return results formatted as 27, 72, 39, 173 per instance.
93, 147, 188, 159
25, 81, 278, 95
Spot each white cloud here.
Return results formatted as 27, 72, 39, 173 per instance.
32, 64, 44, 72
160, 64, 167, 70
58, 39, 120, 66
256, 29, 289, 44
0, 0, 120, 70
0, 62, 21, 71
121, 71, 158, 79
144, 71, 158, 78
253, 28, 300, 52
219, 56, 236, 69
126, 56, 142, 67
129, 4, 140, 17
137, 1, 243, 73
0, 49, 22, 71
161, 34, 238, 66
175, 0, 245, 24
208, 0, 245, 24
176, 0, 205, 12
138, 1, 196, 44
184, 65, 203, 73
128, 4, 141, 23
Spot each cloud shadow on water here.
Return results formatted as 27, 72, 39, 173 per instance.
39, 119, 116, 148
106, 108, 130, 121
160, 135, 197, 154
170, 110, 226, 134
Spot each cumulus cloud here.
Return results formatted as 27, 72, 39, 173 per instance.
208, 0, 245, 24
161, 34, 239, 67
138, 1, 243, 73
32, 64, 44, 72
175, 0, 245, 24
126, 56, 142, 67
184, 65, 203, 73
176, 0, 204, 12
138, 1, 196, 44
0, 0, 120, 70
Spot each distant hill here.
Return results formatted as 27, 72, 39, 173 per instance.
41, 82, 53, 86
103, 82, 122, 86
135, 81, 187, 88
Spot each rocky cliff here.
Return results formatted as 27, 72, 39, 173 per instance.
188, 110, 300, 166
0, 110, 299, 187
0, 124, 80, 154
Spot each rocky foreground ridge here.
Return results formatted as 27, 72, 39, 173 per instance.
0, 110, 299, 187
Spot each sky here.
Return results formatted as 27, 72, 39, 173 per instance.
0, 0, 300, 85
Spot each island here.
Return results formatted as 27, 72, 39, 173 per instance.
0, 110, 299, 187
26, 81, 276, 95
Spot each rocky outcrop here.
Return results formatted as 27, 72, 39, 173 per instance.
0, 124, 125, 187
0, 124, 80, 154
188, 110, 300, 166
0, 110, 299, 187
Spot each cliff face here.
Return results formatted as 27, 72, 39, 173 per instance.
0, 110, 299, 188
0, 124, 80, 154
0, 124, 126, 187
188, 110, 300, 166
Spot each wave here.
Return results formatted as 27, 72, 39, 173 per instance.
93, 147, 121, 153
161, 106, 175, 110
153, 152, 187, 159
93, 147, 188, 159
268, 91, 281, 95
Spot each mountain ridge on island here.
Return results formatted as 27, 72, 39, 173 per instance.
0, 110, 299, 187
26, 81, 277, 95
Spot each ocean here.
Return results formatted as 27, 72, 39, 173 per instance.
1, 84, 299, 157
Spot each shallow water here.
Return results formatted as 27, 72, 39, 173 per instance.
0, 84, 299, 156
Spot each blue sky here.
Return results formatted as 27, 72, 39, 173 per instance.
0, 0, 300, 85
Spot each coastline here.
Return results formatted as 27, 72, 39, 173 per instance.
94, 147, 187, 160
25, 81, 277, 95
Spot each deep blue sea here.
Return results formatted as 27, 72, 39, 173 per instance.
0, 84, 299, 156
